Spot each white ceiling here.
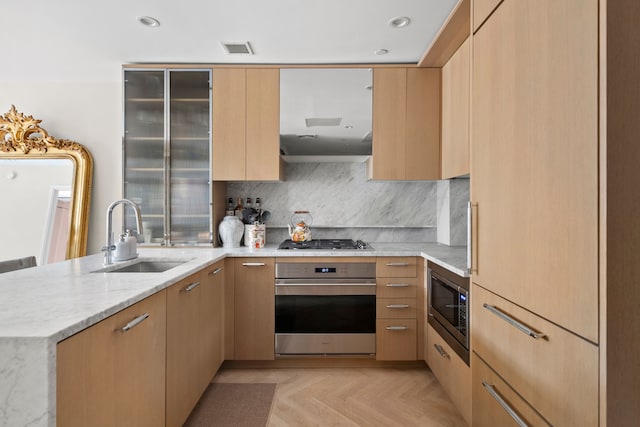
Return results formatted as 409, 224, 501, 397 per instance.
4, 0, 458, 82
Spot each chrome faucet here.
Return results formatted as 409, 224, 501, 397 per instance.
103, 199, 143, 265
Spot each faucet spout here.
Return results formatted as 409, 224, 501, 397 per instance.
103, 199, 143, 266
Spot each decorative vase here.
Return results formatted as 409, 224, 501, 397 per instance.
218, 216, 244, 248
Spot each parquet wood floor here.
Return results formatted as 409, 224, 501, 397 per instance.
212, 365, 468, 426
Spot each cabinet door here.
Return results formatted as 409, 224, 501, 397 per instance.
376, 319, 417, 361
405, 68, 441, 180
370, 68, 407, 180
472, 353, 550, 427
471, 0, 598, 342
166, 273, 202, 427
426, 324, 471, 425
246, 69, 282, 181
200, 261, 225, 381
472, 284, 598, 426
57, 291, 166, 427
212, 68, 247, 180
441, 37, 470, 179
234, 257, 275, 360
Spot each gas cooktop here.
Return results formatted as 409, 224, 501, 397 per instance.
278, 239, 370, 250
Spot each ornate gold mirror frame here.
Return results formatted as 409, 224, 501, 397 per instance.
0, 106, 93, 259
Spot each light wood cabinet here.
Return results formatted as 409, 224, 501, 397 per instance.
234, 257, 275, 360
376, 257, 418, 361
166, 273, 203, 427
472, 284, 598, 426
212, 68, 283, 181
164, 261, 224, 427
426, 324, 471, 425
367, 68, 440, 180
472, 353, 549, 427
441, 37, 470, 179
471, 0, 598, 343
200, 261, 225, 381
57, 291, 167, 427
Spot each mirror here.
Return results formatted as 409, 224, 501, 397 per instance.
0, 106, 93, 265
280, 68, 373, 161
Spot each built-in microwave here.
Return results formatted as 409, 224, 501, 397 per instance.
427, 262, 470, 365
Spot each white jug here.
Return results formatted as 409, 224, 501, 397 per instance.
218, 216, 244, 248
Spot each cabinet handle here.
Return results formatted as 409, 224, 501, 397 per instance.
385, 326, 409, 331
483, 303, 547, 340
433, 343, 450, 359
209, 267, 223, 276
470, 202, 478, 274
119, 313, 149, 332
385, 304, 410, 309
482, 381, 530, 427
386, 283, 409, 288
242, 262, 265, 267
386, 262, 409, 267
183, 282, 200, 292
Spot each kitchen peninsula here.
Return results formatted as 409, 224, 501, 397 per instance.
0, 243, 466, 427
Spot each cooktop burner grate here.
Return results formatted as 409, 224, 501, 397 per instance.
278, 239, 369, 250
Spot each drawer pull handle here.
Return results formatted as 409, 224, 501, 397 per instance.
483, 303, 547, 340
386, 304, 410, 309
482, 381, 530, 427
385, 326, 409, 331
209, 267, 223, 276
386, 283, 409, 287
386, 262, 409, 267
183, 282, 200, 292
120, 313, 149, 332
242, 262, 265, 267
433, 343, 450, 359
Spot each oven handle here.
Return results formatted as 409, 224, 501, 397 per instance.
275, 283, 376, 296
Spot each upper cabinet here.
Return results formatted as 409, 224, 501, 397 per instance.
123, 69, 212, 246
441, 38, 470, 179
212, 68, 283, 181
367, 68, 441, 180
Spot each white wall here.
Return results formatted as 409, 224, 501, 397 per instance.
0, 80, 123, 255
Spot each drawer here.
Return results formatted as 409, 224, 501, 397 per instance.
376, 318, 417, 361
376, 257, 417, 277
472, 353, 550, 427
376, 277, 417, 298
426, 324, 471, 425
376, 298, 417, 319
472, 284, 598, 426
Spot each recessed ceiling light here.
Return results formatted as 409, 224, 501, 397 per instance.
389, 16, 411, 28
344, 125, 353, 129
138, 16, 160, 27
375, 49, 389, 55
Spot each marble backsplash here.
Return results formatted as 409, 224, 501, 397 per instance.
227, 161, 468, 245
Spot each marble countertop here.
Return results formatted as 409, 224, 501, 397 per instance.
0, 243, 467, 342
0, 242, 467, 426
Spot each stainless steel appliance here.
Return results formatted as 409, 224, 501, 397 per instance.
278, 239, 370, 250
427, 262, 470, 365
275, 261, 376, 356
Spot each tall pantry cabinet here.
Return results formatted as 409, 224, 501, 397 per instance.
470, 0, 640, 425
123, 69, 213, 246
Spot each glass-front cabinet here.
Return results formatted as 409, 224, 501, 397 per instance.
123, 69, 212, 245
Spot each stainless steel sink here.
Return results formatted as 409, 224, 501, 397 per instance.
94, 259, 189, 273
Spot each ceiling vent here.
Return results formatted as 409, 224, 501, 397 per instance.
305, 117, 342, 127
220, 41, 254, 55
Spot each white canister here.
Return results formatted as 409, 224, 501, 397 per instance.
244, 224, 266, 249
218, 216, 244, 248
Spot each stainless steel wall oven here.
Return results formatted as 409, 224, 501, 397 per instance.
427, 262, 470, 365
275, 261, 376, 356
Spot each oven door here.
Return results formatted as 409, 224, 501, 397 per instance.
428, 270, 469, 350
275, 279, 376, 355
